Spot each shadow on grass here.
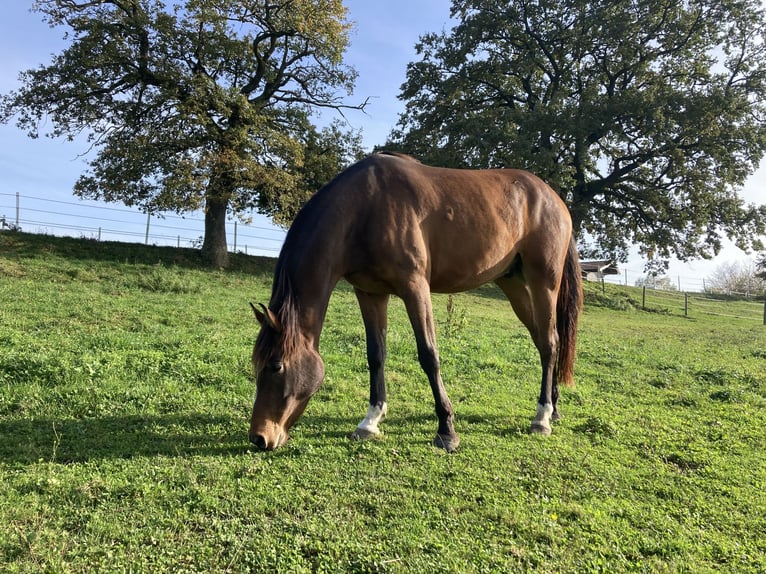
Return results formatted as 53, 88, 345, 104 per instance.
1, 411, 411, 464
298, 410, 535, 445
0, 413, 248, 465
0, 408, 538, 465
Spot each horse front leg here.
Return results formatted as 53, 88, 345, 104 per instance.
351, 289, 389, 441
402, 282, 460, 452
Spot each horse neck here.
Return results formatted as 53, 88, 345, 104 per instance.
272, 182, 351, 348
272, 239, 339, 350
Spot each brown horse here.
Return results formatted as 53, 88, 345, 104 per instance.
249, 152, 583, 452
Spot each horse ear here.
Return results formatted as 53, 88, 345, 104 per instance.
250, 302, 266, 325
251, 302, 281, 332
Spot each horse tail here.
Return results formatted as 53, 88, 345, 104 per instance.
556, 236, 583, 387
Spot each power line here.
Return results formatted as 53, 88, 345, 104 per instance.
0, 192, 285, 234
5, 192, 285, 255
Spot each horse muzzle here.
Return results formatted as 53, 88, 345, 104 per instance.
249, 427, 287, 450
249, 395, 309, 451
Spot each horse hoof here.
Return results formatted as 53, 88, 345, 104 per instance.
350, 428, 382, 441
530, 422, 552, 436
434, 433, 460, 452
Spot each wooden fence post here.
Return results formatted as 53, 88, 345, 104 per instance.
642, 286, 646, 310
684, 292, 688, 317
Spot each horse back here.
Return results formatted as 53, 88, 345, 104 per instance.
334, 154, 572, 294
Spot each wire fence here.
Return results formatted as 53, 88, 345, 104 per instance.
0, 191, 285, 256
3, 191, 765, 323
589, 281, 766, 324
638, 285, 766, 322
601, 270, 766, 300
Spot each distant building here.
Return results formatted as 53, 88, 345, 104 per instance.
580, 260, 619, 282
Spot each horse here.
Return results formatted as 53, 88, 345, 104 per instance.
249, 151, 583, 452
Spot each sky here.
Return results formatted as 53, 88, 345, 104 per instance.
0, 1, 764, 289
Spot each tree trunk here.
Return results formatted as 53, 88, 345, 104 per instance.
201, 196, 229, 268
569, 202, 587, 240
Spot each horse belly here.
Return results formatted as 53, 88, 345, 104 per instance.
426, 218, 519, 293
428, 242, 516, 293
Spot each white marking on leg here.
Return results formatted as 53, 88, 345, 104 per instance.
535, 402, 553, 423
531, 402, 554, 435
356, 402, 388, 436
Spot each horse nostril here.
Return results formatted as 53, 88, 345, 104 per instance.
250, 433, 267, 450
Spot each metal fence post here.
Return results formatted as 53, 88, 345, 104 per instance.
15, 192, 20, 227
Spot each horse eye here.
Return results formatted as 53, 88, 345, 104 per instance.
269, 361, 284, 373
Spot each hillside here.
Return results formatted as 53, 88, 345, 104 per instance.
1, 231, 765, 573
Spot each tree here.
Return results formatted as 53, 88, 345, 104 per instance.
255, 118, 365, 226
706, 260, 766, 296
390, 0, 766, 267
0, 0, 366, 267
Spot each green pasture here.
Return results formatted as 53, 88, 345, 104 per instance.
1, 232, 764, 573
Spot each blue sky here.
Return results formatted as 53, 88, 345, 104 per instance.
0, 1, 764, 287
0, 1, 455, 257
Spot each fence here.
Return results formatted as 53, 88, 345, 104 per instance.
4, 191, 765, 323
597, 266, 757, 297
0, 191, 285, 257
598, 282, 766, 324
587, 262, 766, 298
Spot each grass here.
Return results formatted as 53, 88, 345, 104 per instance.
1, 231, 765, 573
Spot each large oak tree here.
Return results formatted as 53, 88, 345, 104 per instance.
1, 0, 365, 267
390, 0, 766, 266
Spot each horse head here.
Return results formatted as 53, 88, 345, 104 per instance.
249, 303, 325, 450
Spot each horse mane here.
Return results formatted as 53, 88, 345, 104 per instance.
255, 150, 419, 369
253, 259, 302, 369
375, 150, 421, 163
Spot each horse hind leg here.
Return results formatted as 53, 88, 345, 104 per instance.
495, 275, 560, 436
351, 289, 389, 441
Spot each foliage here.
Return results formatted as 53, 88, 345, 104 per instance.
390, 0, 766, 266
1, 232, 766, 572
0, 0, 366, 267
261, 119, 366, 227
705, 259, 766, 296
